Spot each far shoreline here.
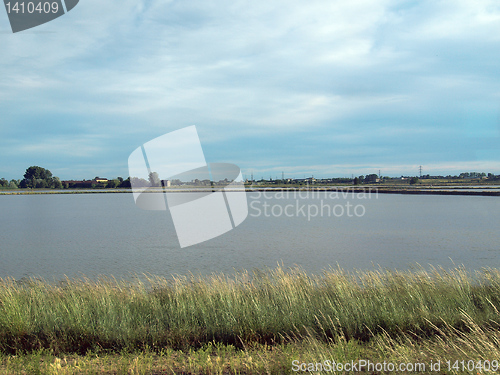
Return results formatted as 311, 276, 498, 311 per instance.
1, 184, 500, 196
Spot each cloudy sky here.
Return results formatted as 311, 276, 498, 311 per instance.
1, 0, 500, 180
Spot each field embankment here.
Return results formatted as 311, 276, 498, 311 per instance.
1, 266, 500, 373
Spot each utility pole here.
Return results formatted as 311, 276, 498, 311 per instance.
282, 171, 284, 181
419, 165, 422, 178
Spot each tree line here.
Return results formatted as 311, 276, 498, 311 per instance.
2, 166, 499, 190
0, 166, 131, 189
0, 166, 60, 189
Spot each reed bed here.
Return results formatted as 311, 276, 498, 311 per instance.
0, 265, 499, 358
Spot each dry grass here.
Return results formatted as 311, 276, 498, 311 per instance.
0, 265, 500, 373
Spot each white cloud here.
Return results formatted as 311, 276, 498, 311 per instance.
14, 134, 107, 157
1, 0, 500, 179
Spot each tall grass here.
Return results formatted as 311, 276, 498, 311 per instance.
0, 265, 499, 355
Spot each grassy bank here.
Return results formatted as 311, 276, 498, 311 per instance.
1, 266, 500, 373
2, 325, 500, 374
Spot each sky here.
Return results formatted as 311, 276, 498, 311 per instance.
1, 0, 500, 180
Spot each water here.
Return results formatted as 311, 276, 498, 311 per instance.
0, 192, 499, 280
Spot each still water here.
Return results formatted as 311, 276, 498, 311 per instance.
0, 192, 499, 280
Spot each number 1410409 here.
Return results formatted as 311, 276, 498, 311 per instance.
446, 360, 498, 372
5, 2, 59, 14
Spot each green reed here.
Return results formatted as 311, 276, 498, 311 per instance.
0, 265, 499, 355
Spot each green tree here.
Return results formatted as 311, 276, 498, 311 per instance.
35, 179, 48, 188
410, 177, 419, 185
120, 177, 131, 188
106, 179, 119, 188
52, 177, 63, 189
364, 174, 378, 183
22, 166, 54, 188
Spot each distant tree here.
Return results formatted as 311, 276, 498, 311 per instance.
120, 177, 131, 188
0, 178, 7, 187
364, 174, 378, 183
35, 179, 48, 189
353, 177, 360, 185
130, 177, 149, 188
460, 172, 486, 179
148, 172, 161, 187
8, 180, 18, 189
410, 177, 419, 185
170, 179, 182, 186
52, 177, 63, 189
106, 179, 119, 188
22, 166, 54, 188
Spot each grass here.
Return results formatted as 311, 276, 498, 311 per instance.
1, 265, 500, 373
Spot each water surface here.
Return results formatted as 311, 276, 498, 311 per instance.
0, 192, 498, 280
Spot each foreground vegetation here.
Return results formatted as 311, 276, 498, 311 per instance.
1, 266, 500, 373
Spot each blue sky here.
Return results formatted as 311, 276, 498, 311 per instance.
1, 0, 500, 180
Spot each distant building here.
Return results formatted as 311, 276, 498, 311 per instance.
61, 177, 109, 188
